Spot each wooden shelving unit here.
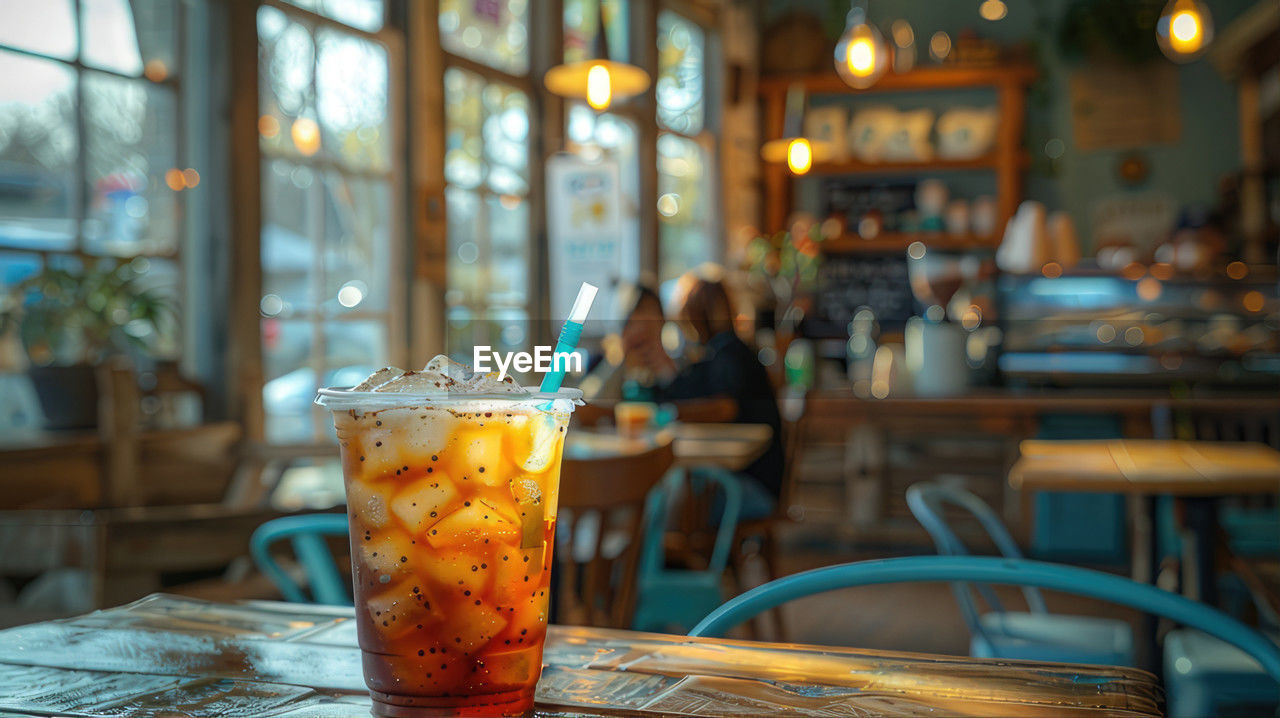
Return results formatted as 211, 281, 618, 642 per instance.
760, 64, 1037, 252
808, 151, 1030, 176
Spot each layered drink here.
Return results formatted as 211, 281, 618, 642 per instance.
318, 356, 579, 717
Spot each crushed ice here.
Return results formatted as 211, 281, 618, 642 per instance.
354, 355, 528, 395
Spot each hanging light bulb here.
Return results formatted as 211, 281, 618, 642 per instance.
834, 6, 889, 89
786, 138, 813, 175
586, 64, 612, 110
1156, 0, 1213, 62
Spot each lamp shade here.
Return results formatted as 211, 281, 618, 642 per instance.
544, 60, 650, 111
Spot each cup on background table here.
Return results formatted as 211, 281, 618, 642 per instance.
614, 401, 657, 439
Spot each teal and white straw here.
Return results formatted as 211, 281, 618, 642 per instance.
539, 282, 598, 394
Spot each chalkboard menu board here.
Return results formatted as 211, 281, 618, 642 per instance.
808, 253, 915, 337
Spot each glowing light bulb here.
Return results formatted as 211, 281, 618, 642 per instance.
848, 38, 875, 75
586, 64, 612, 110
1157, 0, 1212, 62
979, 0, 1008, 21
1171, 11, 1198, 43
786, 138, 813, 175
834, 8, 888, 89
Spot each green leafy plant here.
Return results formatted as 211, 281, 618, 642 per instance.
0, 260, 174, 367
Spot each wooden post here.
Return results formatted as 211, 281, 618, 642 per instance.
762, 88, 788, 233
227, 0, 264, 442
408, 0, 447, 358
995, 79, 1026, 238
1237, 75, 1265, 265
98, 362, 140, 507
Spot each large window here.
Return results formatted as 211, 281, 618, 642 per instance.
439, 0, 534, 361
257, 0, 400, 442
0, 0, 183, 356
656, 9, 715, 284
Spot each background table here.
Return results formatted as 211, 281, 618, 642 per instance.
1011, 439, 1280, 668
566, 422, 773, 472
0, 594, 1160, 716
1010, 439, 1280, 599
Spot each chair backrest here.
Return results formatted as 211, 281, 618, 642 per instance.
777, 387, 807, 516
557, 439, 676, 627
639, 465, 743, 580
250, 513, 350, 605
689, 555, 1280, 686
906, 481, 1047, 640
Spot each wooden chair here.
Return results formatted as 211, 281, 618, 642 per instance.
555, 440, 675, 628
729, 387, 806, 640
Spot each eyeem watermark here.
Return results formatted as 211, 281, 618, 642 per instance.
473, 346, 581, 381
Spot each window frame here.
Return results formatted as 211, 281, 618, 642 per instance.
431, 0, 549, 353
0, 0, 189, 358
654, 1, 721, 284
236, 0, 409, 443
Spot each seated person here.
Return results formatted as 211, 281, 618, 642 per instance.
579, 283, 669, 423
648, 268, 785, 518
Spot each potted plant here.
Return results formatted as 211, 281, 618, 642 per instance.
0, 260, 173, 430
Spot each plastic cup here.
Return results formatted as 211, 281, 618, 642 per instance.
317, 386, 580, 717
613, 401, 656, 439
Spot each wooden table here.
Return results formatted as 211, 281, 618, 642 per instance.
0, 593, 1162, 717
1011, 440, 1280, 599
798, 388, 1279, 534
566, 423, 773, 472
1011, 439, 1280, 668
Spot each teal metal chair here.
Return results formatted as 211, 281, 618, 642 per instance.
250, 513, 351, 605
906, 481, 1134, 666
688, 556, 1280, 706
631, 467, 743, 633
1165, 626, 1280, 718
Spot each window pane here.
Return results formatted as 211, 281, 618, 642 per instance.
129, 255, 181, 358
486, 193, 528, 305
444, 67, 483, 190
0, 0, 77, 60
445, 68, 529, 195
445, 185, 482, 307
445, 306, 529, 366
482, 83, 529, 195
564, 0, 628, 64
258, 5, 318, 159
439, 0, 529, 76
82, 72, 178, 256
283, 0, 384, 32
80, 0, 143, 75
657, 133, 712, 282
656, 10, 704, 134
566, 103, 639, 198
130, 0, 179, 78
323, 173, 389, 315
262, 159, 319, 316
0, 51, 78, 251
323, 320, 386, 383
262, 318, 315, 443
565, 104, 640, 285
316, 28, 389, 171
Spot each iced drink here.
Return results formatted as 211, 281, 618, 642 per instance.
318, 357, 579, 717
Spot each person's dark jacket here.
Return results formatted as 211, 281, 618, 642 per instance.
652, 331, 785, 498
